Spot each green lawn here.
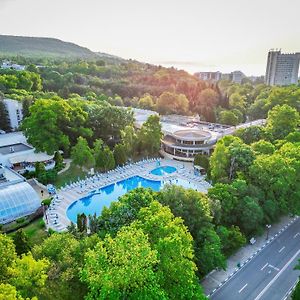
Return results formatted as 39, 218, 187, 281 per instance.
8, 217, 48, 247
54, 163, 88, 188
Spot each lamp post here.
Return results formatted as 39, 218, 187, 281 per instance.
266, 224, 271, 240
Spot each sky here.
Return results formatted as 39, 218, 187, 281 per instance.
1, 0, 300, 76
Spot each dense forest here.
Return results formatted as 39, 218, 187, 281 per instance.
0, 53, 286, 125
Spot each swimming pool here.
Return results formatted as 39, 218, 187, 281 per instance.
150, 165, 177, 176
66, 175, 197, 223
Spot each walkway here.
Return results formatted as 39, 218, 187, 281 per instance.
57, 158, 72, 175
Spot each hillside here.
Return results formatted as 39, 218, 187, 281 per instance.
0, 35, 98, 59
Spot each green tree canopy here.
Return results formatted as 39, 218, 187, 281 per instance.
266, 104, 299, 140
71, 137, 95, 168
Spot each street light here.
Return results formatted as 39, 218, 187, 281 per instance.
266, 224, 272, 240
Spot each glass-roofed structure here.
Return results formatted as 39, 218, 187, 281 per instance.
0, 166, 41, 224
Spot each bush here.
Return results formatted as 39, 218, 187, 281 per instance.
41, 198, 52, 206
48, 228, 55, 235
16, 217, 26, 224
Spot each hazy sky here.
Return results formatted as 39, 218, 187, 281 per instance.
1, 0, 300, 75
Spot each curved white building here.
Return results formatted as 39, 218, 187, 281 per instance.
161, 128, 218, 161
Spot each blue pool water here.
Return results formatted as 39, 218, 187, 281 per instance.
150, 165, 177, 176
66, 175, 197, 223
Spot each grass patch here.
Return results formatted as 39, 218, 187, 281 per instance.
53, 163, 88, 188
9, 218, 48, 247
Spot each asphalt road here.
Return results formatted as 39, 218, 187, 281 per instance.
211, 218, 300, 300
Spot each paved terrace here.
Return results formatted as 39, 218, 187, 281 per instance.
45, 158, 211, 232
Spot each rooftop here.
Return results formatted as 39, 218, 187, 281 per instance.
0, 132, 28, 147
172, 129, 211, 141
0, 143, 32, 155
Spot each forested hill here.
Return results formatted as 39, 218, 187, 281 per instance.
0, 35, 99, 59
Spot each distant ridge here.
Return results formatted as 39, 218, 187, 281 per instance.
0, 35, 99, 59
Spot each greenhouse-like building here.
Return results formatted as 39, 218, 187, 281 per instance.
0, 166, 41, 224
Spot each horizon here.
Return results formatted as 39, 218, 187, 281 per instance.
1, 0, 300, 76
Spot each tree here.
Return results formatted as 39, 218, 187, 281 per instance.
71, 137, 95, 169
53, 151, 64, 168
249, 154, 296, 213
208, 183, 239, 226
194, 153, 209, 170
234, 126, 265, 145
156, 91, 189, 115
209, 140, 230, 183
22, 99, 90, 154
77, 213, 87, 233
88, 104, 134, 143
159, 185, 226, 275
251, 140, 275, 155
138, 94, 154, 110
194, 88, 219, 122
102, 146, 115, 171
12, 230, 31, 256
266, 104, 299, 140
8, 254, 49, 299
216, 226, 246, 257
81, 226, 166, 300
113, 143, 127, 166
93, 140, 115, 171
32, 232, 100, 299
0, 234, 17, 282
218, 110, 239, 126
98, 188, 156, 237
196, 227, 227, 275
0, 283, 24, 300
120, 125, 137, 156
0, 99, 11, 131
135, 201, 206, 299
292, 281, 300, 300
138, 114, 162, 155
236, 196, 264, 235
229, 92, 246, 112
228, 139, 255, 179
34, 162, 45, 178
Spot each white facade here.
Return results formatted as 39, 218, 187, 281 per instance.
265, 50, 300, 86
231, 71, 245, 84
1, 60, 25, 71
195, 71, 222, 82
3, 99, 23, 131
0, 132, 55, 173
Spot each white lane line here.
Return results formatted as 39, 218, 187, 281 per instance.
279, 246, 285, 253
238, 283, 248, 293
261, 263, 268, 271
294, 233, 300, 238
268, 264, 280, 271
254, 249, 300, 300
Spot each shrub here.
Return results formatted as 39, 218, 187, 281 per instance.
41, 198, 52, 206
16, 217, 26, 224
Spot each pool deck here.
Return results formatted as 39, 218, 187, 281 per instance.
45, 158, 211, 232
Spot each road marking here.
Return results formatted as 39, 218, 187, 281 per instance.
294, 233, 300, 238
261, 263, 268, 271
268, 264, 280, 271
254, 249, 300, 300
279, 246, 285, 253
238, 283, 248, 293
